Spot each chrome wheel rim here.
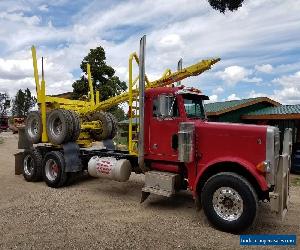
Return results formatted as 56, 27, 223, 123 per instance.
45, 159, 59, 181
24, 154, 34, 176
24, 155, 34, 175
28, 119, 38, 138
50, 117, 63, 136
212, 187, 243, 221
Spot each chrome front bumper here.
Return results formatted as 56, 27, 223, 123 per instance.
269, 129, 292, 220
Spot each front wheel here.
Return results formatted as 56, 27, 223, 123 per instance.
201, 172, 258, 233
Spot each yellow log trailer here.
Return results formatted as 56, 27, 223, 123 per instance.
25, 37, 220, 148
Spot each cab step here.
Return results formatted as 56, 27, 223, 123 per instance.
141, 170, 180, 203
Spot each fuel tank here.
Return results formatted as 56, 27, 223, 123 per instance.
88, 156, 132, 182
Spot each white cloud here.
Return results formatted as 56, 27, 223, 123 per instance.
0, 56, 74, 97
0, 12, 40, 26
255, 64, 273, 73
38, 5, 49, 12
0, 58, 33, 80
212, 86, 224, 94
217, 66, 263, 85
206, 94, 218, 103
227, 93, 241, 101
217, 66, 250, 85
248, 90, 268, 98
244, 77, 262, 83
270, 71, 300, 104
158, 34, 183, 50
272, 71, 300, 87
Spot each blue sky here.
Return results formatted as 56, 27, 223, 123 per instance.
0, 0, 300, 104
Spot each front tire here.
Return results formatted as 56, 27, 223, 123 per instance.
201, 172, 258, 233
43, 151, 67, 188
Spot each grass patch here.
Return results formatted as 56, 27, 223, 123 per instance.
291, 177, 300, 187
0, 138, 3, 144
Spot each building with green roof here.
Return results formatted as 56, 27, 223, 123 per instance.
204, 97, 280, 123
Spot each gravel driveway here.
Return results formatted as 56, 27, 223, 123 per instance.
0, 132, 299, 249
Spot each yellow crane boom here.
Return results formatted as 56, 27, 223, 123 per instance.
79, 55, 220, 114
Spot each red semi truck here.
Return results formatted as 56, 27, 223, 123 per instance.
18, 36, 291, 233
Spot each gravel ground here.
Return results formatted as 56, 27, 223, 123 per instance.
0, 132, 299, 250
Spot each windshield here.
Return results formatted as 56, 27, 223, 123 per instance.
183, 94, 206, 119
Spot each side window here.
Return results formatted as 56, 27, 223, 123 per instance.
153, 95, 179, 118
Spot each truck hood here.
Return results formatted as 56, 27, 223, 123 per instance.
193, 120, 267, 168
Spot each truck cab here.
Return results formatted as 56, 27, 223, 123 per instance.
141, 85, 290, 232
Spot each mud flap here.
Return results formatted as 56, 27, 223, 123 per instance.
63, 142, 82, 173
269, 154, 289, 219
269, 129, 292, 220
18, 127, 33, 149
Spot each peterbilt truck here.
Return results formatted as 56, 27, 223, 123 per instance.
18, 36, 291, 233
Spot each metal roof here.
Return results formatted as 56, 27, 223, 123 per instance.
242, 104, 300, 120
204, 97, 280, 115
245, 105, 300, 116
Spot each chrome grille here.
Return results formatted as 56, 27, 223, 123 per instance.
274, 128, 280, 174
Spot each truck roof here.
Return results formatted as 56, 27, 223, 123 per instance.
146, 85, 209, 100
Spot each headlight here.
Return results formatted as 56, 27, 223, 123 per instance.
256, 161, 271, 173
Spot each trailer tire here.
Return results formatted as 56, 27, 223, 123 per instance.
43, 151, 67, 188
47, 109, 73, 144
89, 111, 113, 141
68, 110, 81, 142
106, 113, 118, 139
25, 111, 42, 144
201, 172, 258, 233
23, 149, 43, 182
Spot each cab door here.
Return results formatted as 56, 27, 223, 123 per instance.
148, 94, 183, 161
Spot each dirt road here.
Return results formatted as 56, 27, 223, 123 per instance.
0, 132, 299, 249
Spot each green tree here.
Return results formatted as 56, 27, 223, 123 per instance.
0, 92, 10, 116
208, 0, 244, 13
12, 88, 36, 117
71, 46, 127, 120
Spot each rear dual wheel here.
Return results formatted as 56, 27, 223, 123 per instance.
46, 109, 81, 145
43, 151, 67, 188
23, 149, 43, 182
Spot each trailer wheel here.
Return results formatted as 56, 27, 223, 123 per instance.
201, 172, 258, 233
47, 109, 73, 144
43, 151, 67, 188
89, 111, 113, 141
25, 111, 42, 143
106, 113, 118, 139
23, 149, 43, 182
68, 110, 81, 141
